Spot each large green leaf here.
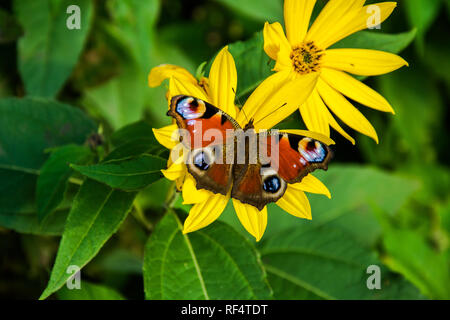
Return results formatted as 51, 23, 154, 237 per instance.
72, 154, 165, 191
382, 228, 450, 299
57, 281, 125, 300
39, 179, 137, 300
0, 97, 96, 234
36, 145, 93, 223
215, 0, 282, 22
143, 210, 272, 300
261, 224, 423, 300
14, 0, 93, 97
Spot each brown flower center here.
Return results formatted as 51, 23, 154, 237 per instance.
290, 42, 323, 74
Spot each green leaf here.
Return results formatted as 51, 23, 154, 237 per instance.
40, 179, 137, 300
57, 281, 125, 300
382, 229, 450, 299
71, 154, 166, 191
94, 249, 143, 275
403, 0, 442, 53
105, 0, 160, 69
83, 66, 148, 129
215, 0, 282, 22
14, 0, 93, 97
227, 31, 274, 100
111, 121, 155, 147
105, 121, 168, 162
36, 145, 93, 223
143, 210, 272, 299
261, 224, 423, 300
331, 29, 417, 53
0, 97, 96, 234
104, 138, 168, 162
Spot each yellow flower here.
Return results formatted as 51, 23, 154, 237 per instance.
150, 47, 332, 241
264, 0, 408, 144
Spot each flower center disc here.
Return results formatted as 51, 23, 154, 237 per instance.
290, 42, 322, 74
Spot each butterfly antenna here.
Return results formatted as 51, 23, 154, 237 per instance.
253, 102, 287, 127
233, 87, 250, 123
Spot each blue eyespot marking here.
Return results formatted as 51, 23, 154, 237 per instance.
263, 176, 281, 193
193, 151, 210, 171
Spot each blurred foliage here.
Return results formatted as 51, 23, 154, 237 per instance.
0, 0, 448, 300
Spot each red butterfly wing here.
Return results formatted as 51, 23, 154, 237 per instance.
168, 95, 239, 195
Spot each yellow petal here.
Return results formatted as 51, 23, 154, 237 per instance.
241, 71, 319, 130
321, 102, 356, 144
208, 46, 237, 118
148, 64, 197, 88
321, 2, 397, 48
183, 193, 229, 233
238, 70, 289, 127
182, 174, 211, 205
276, 187, 311, 220
263, 22, 291, 61
299, 89, 330, 137
322, 49, 408, 76
290, 174, 331, 198
161, 155, 186, 181
298, 90, 356, 144
169, 76, 209, 103
232, 199, 267, 242
284, 0, 317, 45
321, 68, 394, 113
305, 0, 364, 48
279, 129, 335, 146
317, 78, 378, 143
273, 37, 294, 72
152, 124, 179, 149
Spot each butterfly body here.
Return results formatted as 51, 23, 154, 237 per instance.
167, 95, 332, 210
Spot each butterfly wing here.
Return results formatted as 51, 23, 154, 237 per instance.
231, 131, 332, 210
168, 95, 240, 195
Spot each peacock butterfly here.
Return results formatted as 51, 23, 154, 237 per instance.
167, 95, 332, 210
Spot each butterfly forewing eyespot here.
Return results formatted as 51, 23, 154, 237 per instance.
298, 137, 327, 163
